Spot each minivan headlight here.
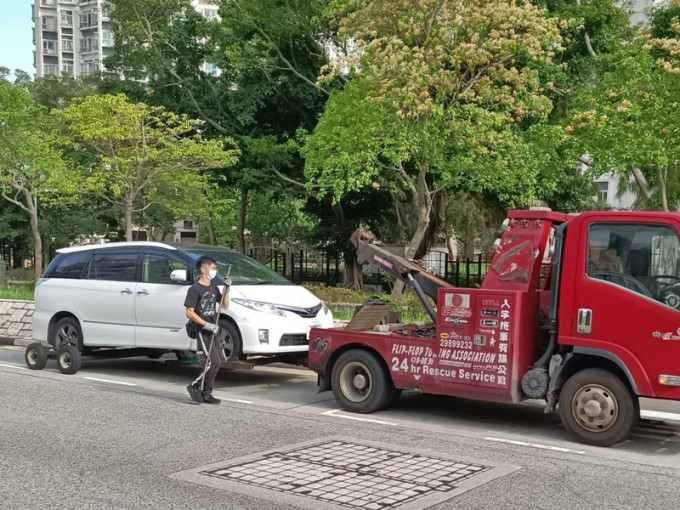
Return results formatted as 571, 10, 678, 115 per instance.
231, 298, 285, 316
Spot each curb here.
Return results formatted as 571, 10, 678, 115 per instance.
0, 337, 33, 348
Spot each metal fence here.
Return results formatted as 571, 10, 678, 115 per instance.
249, 248, 494, 289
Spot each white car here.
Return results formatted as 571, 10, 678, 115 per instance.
32, 242, 334, 360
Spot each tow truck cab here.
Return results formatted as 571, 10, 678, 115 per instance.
308, 209, 680, 446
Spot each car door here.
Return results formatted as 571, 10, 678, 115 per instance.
76, 248, 140, 347
135, 249, 193, 349
570, 218, 680, 400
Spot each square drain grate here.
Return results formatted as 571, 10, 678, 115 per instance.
171, 437, 519, 510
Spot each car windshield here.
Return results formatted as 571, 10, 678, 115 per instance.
182, 248, 292, 285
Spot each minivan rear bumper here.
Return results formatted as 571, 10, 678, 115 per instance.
31, 310, 50, 343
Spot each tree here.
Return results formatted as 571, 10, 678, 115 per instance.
106, 0, 332, 251
57, 94, 239, 240
304, 0, 564, 297
567, 7, 680, 212
0, 81, 75, 279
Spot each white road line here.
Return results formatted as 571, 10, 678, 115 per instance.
83, 377, 137, 387
322, 409, 398, 426
0, 363, 27, 370
484, 437, 585, 454
221, 397, 253, 404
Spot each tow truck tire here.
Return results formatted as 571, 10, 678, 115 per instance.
25, 342, 49, 370
56, 345, 82, 375
331, 349, 393, 413
559, 368, 638, 447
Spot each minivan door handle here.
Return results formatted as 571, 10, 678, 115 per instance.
577, 308, 592, 334
137, 289, 149, 296
121, 288, 133, 295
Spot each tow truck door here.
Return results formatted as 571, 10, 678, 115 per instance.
566, 215, 680, 400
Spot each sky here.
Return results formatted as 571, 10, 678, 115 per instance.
0, 0, 35, 79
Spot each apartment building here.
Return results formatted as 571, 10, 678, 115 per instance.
32, 0, 115, 79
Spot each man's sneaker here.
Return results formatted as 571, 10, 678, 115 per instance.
187, 384, 203, 404
202, 392, 221, 404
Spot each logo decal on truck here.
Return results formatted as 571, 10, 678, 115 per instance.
480, 319, 499, 328
653, 329, 680, 341
311, 336, 330, 354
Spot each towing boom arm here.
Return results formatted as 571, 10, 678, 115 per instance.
351, 229, 455, 321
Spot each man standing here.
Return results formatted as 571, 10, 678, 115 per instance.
184, 256, 230, 404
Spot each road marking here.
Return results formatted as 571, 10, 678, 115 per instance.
322, 409, 398, 426
222, 397, 253, 404
0, 363, 27, 370
484, 437, 584, 454
83, 377, 137, 386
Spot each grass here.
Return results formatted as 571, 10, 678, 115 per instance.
0, 284, 35, 301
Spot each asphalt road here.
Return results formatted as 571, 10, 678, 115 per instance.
1, 346, 679, 510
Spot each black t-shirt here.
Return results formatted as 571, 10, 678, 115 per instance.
184, 281, 223, 323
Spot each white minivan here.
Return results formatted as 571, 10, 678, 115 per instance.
32, 242, 334, 360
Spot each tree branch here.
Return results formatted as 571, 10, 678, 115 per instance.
630, 165, 653, 199
575, 0, 597, 57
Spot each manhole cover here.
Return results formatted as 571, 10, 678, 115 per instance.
171, 437, 519, 510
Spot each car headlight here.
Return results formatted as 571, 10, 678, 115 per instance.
322, 301, 329, 314
231, 298, 286, 316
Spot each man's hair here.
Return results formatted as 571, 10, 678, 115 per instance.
196, 256, 217, 272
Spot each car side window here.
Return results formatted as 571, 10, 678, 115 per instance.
586, 223, 680, 311
45, 251, 91, 279
142, 254, 188, 284
87, 253, 139, 282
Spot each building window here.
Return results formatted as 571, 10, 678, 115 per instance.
43, 40, 57, 55
80, 61, 100, 75
101, 3, 112, 19
43, 64, 58, 76
202, 8, 219, 21
41, 0, 56, 6
79, 12, 98, 28
597, 181, 609, 203
62, 36, 74, 52
183, 221, 194, 229
62, 60, 74, 75
42, 16, 57, 31
102, 30, 114, 47
80, 37, 98, 52
202, 62, 218, 75
61, 11, 73, 27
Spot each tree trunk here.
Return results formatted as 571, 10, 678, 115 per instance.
237, 188, 249, 254
285, 245, 293, 278
657, 166, 669, 212
343, 255, 364, 291
390, 172, 432, 301
124, 194, 134, 242
207, 214, 217, 245
28, 200, 43, 279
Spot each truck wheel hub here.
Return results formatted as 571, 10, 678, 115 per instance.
572, 384, 618, 432
339, 361, 373, 403
353, 374, 368, 389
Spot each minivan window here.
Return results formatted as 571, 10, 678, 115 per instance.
182, 249, 291, 285
87, 253, 139, 282
142, 254, 188, 284
44, 251, 91, 279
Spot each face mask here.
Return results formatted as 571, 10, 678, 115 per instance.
208, 269, 217, 280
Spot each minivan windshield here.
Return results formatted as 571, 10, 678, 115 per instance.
181, 247, 292, 285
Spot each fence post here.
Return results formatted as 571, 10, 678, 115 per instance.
444, 253, 449, 281
290, 252, 294, 281
465, 257, 471, 287
274, 250, 279, 273
477, 253, 483, 286
249, 248, 253, 258
335, 256, 340, 286
326, 251, 331, 285
454, 258, 460, 286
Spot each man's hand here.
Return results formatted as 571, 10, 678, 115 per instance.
202, 322, 219, 334
223, 277, 232, 291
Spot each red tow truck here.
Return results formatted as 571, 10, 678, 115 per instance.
308, 208, 680, 446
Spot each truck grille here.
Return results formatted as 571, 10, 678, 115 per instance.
279, 334, 308, 346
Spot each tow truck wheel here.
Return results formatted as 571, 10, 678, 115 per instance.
559, 368, 638, 447
25, 342, 49, 370
56, 345, 82, 375
332, 349, 393, 413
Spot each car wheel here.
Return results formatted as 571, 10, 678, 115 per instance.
218, 319, 244, 361
331, 349, 393, 414
559, 368, 638, 447
52, 317, 83, 353
25, 342, 49, 370
56, 345, 82, 375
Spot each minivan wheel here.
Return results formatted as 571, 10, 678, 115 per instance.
218, 319, 244, 361
52, 317, 83, 353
